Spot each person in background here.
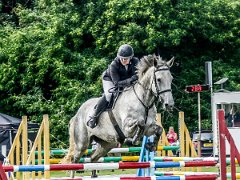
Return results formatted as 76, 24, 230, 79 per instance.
167, 126, 178, 145
167, 126, 178, 156
226, 104, 240, 127
87, 44, 139, 129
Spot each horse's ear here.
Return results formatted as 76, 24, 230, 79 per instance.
167, 56, 175, 67
154, 58, 158, 67
158, 55, 163, 61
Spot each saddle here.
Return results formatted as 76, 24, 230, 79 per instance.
93, 89, 120, 111
107, 90, 120, 110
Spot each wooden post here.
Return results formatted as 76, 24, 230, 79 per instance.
22, 116, 28, 164
156, 114, 173, 157
16, 135, 20, 179
7, 116, 28, 179
156, 114, 163, 157
25, 115, 50, 179
43, 114, 50, 179
179, 111, 199, 172
22, 116, 28, 179
7, 115, 51, 179
179, 112, 185, 157
37, 133, 42, 179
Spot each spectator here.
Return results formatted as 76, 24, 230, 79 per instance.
167, 126, 178, 145
167, 126, 179, 156
226, 104, 240, 127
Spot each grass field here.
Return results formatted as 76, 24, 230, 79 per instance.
50, 169, 136, 178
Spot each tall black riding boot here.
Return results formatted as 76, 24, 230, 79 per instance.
87, 96, 108, 129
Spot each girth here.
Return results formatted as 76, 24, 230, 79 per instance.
108, 110, 126, 144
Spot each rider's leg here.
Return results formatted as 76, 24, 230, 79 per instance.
87, 79, 114, 128
87, 95, 108, 128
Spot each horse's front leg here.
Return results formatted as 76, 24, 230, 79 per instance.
124, 119, 145, 146
145, 124, 163, 151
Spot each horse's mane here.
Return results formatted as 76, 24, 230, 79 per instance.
137, 54, 166, 79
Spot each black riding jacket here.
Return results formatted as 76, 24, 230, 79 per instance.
103, 57, 139, 87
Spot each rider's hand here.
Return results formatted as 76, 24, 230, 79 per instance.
117, 78, 132, 87
130, 75, 138, 83
125, 78, 132, 86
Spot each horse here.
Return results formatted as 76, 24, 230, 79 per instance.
62, 54, 175, 177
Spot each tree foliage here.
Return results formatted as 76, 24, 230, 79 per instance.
0, 0, 239, 147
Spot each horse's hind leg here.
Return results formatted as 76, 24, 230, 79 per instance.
91, 140, 117, 162
73, 144, 88, 162
70, 127, 89, 178
70, 142, 89, 178
90, 140, 118, 178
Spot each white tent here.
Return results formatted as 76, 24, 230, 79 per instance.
212, 91, 240, 156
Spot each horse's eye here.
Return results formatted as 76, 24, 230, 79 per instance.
157, 78, 161, 82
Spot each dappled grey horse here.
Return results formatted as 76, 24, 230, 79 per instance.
63, 54, 175, 177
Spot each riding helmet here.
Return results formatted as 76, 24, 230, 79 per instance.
117, 44, 134, 58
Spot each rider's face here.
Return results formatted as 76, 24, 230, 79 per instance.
120, 57, 130, 65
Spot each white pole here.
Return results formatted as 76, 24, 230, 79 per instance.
198, 92, 201, 157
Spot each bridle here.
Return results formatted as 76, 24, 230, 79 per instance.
153, 64, 172, 97
133, 64, 172, 122
134, 64, 172, 105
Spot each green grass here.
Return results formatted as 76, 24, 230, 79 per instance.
50, 169, 136, 178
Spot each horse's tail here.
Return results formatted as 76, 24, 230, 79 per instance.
61, 116, 76, 164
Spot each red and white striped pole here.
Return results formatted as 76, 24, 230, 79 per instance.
218, 109, 240, 180
218, 109, 227, 180
0, 162, 7, 180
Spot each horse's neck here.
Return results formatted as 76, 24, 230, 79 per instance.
111, 70, 157, 137
136, 68, 155, 106
113, 69, 155, 118
135, 83, 154, 107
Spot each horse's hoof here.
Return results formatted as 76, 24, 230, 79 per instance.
134, 140, 141, 145
145, 142, 155, 152
158, 127, 163, 136
124, 138, 133, 146
91, 171, 98, 178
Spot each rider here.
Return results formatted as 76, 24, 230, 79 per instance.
87, 44, 140, 129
